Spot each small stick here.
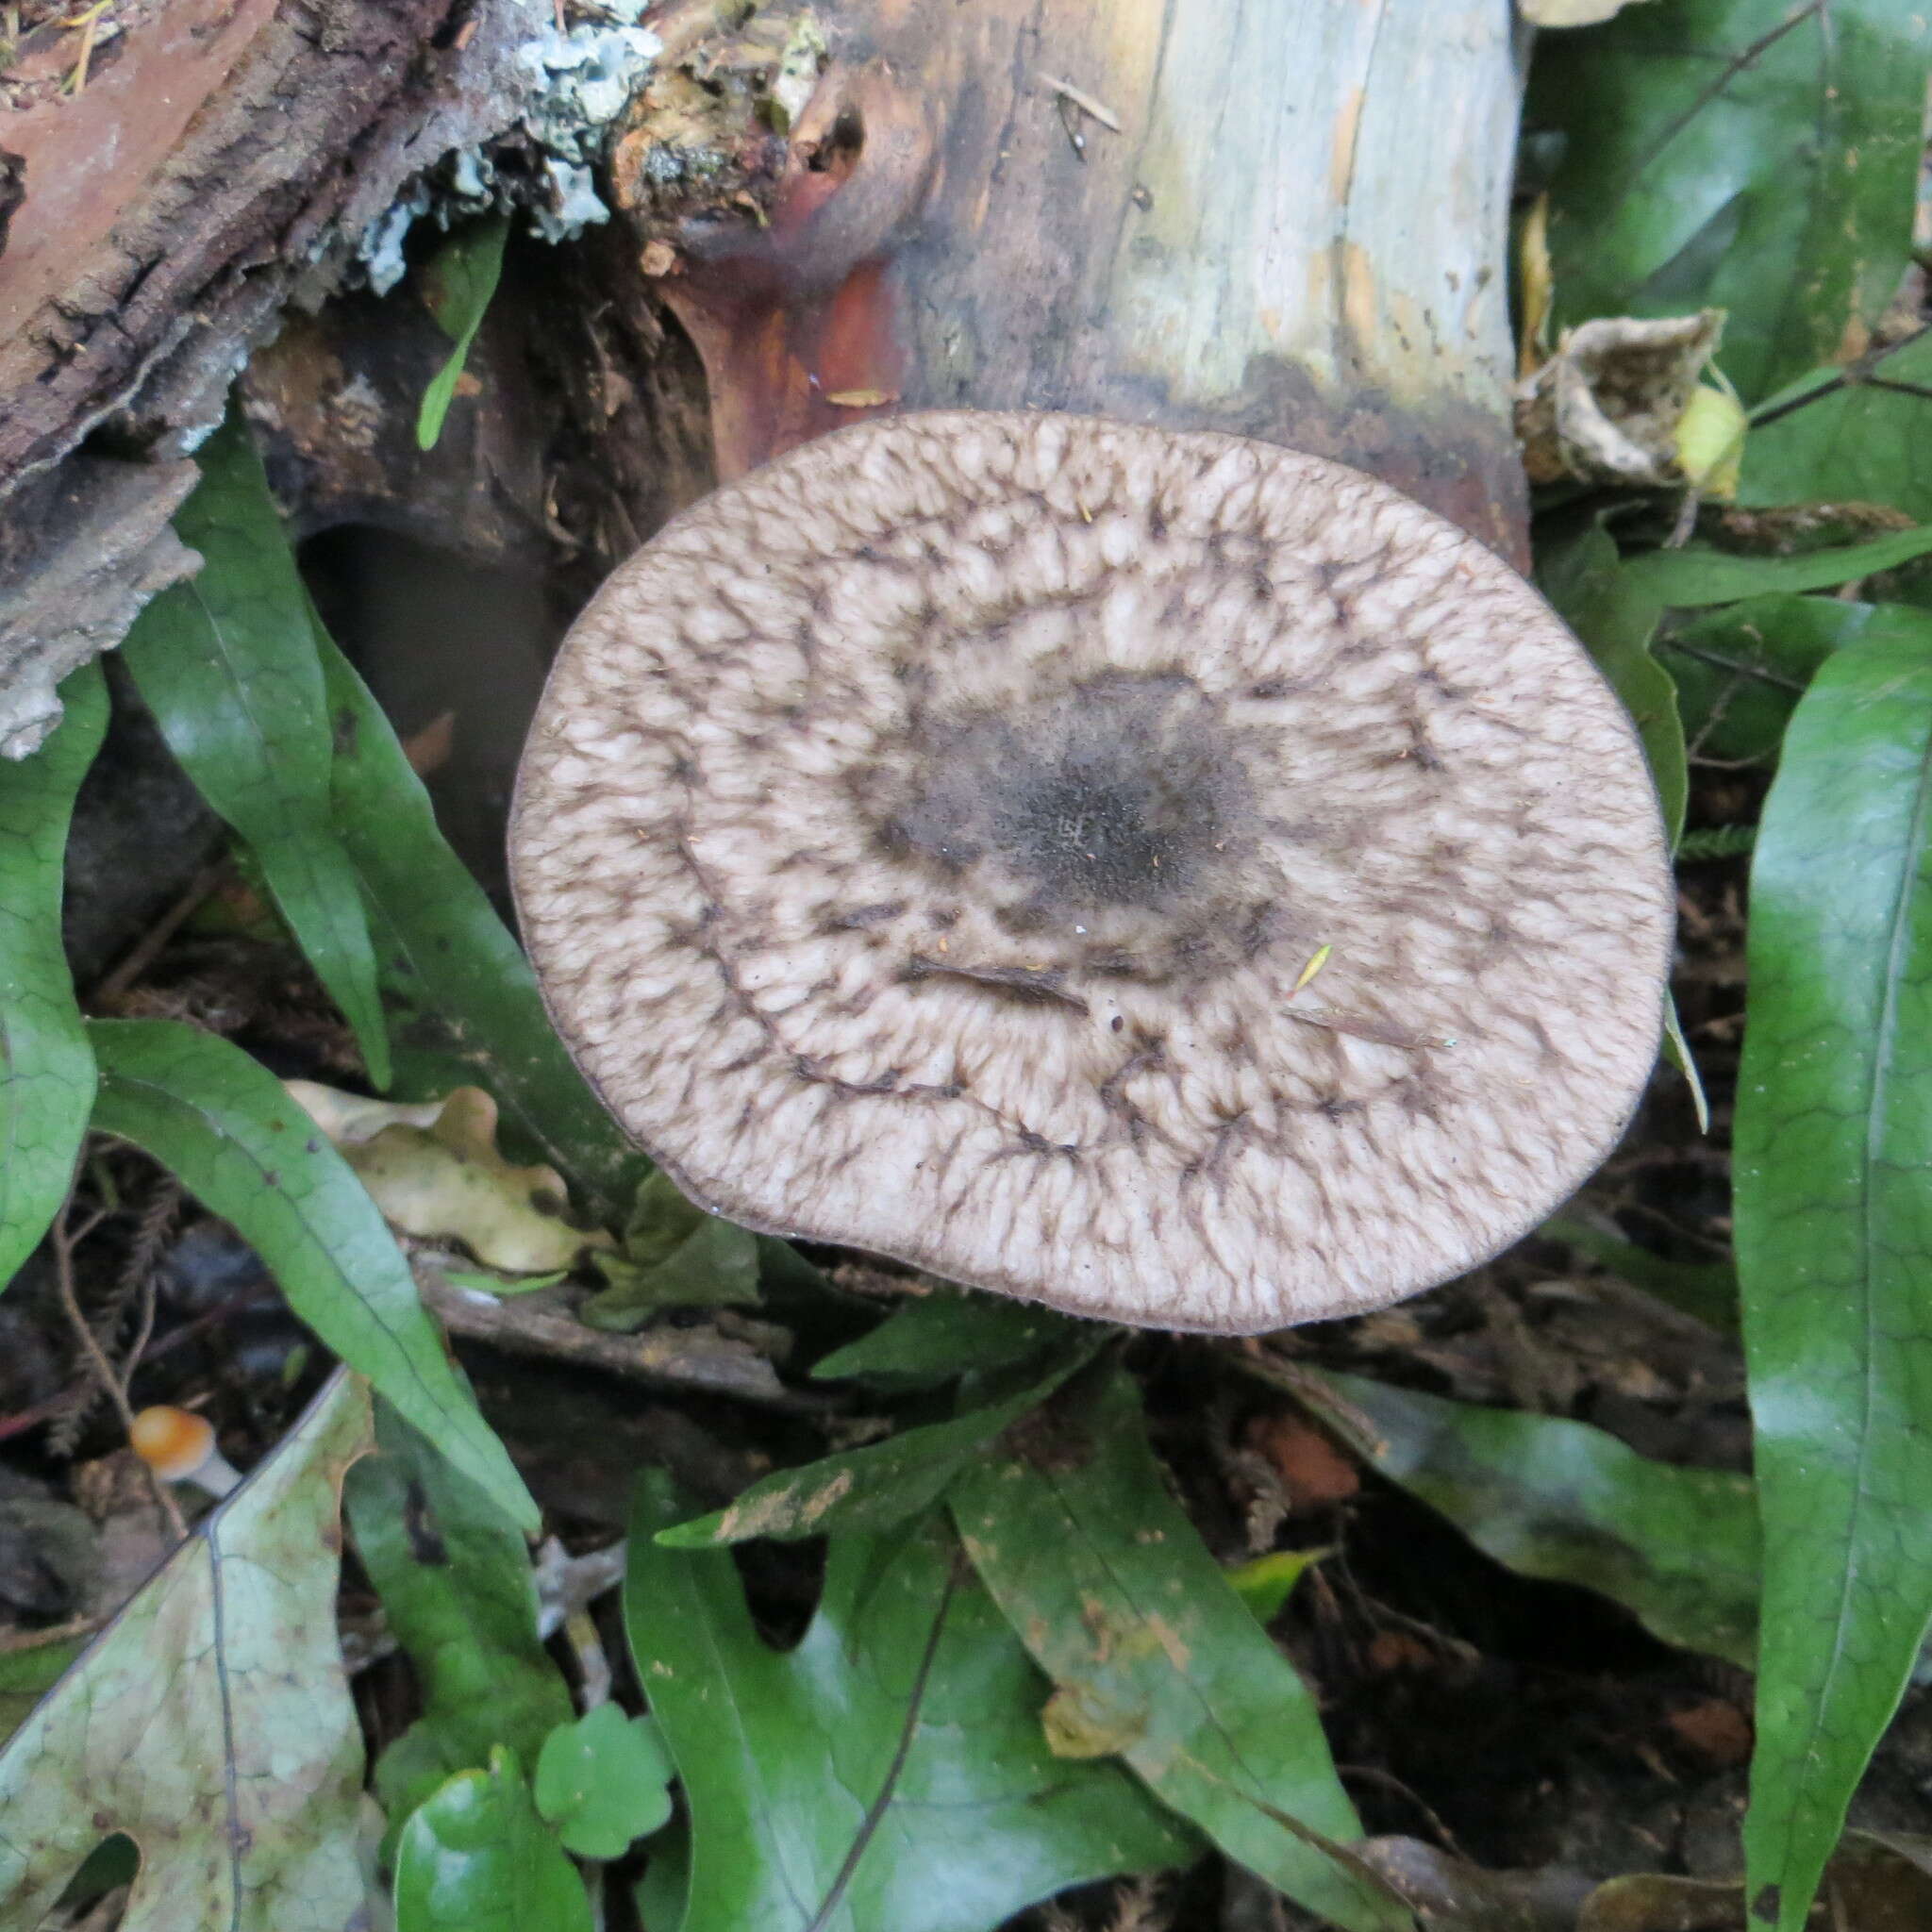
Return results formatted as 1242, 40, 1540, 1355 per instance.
1041, 74, 1123, 131
50, 1188, 188, 1540
0, 1612, 103, 1657
91, 861, 228, 1006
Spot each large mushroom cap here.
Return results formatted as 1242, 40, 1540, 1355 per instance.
510, 412, 1673, 1333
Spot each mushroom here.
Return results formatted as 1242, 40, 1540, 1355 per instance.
130, 1406, 243, 1499
509, 412, 1672, 1332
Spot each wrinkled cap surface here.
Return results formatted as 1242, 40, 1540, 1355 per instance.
510, 412, 1673, 1332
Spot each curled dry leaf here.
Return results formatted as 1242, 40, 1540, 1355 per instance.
1517, 310, 1740, 493
286, 1080, 611, 1275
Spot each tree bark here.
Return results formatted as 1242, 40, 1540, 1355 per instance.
0, 0, 549, 755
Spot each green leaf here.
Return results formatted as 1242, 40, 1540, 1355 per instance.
315, 625, 645, 1223
344, 1396, 572, 1843
810, 1287, 1083, 1390
658, 1334, 1108, 1547
1676, 824, 1757, 861
1658, 594, 1878, 765
0, 1641, 82, 1748
1295, 1371, 1759, 1669
0, 661, 107, 1290
1530, 1, 1932, 401
120, 414, 391, 1087
1732, 623, 1932, 1931
584, 1216, 759, 1323
583, 1170, 760, 1327
0, 1371, 375, 1930
1539, 523, 1707, 1117
441, 1266, 570, 1297
1740, 332, 1932, 520
416, 218, 509, 453
1540, 523, 1684, 841
393, 1746, 591, 1932
533, 1706, 675, 1860
1620, 525, 1932, 608
625, 1476, 1196, 1932
88, 1018, 537, 1531
1540, 1215, 1738, 1330
1225, 1549, 1326, 1627
950, 1368, 1407, 1932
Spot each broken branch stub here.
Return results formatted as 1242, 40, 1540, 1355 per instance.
510, 411, 1673, 1333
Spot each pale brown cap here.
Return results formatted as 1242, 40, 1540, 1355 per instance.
510, 412, 1672, 1332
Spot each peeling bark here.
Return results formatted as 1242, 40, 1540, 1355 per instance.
0, 0, 551, 754
0, 459, 198, 757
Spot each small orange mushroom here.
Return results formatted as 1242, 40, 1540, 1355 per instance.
129, 1407, 242, 1499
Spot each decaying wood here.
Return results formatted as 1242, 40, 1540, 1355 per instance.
0, 0, 573, 755
0, 458, 197, 757
619, 1, 1531, 559
414, 1259, 808, 1407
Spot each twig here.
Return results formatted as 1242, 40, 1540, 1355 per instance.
91, 861, 229, 1006
0, 1611, 103, 1657
50, 1189, 187, 1540
1338, 1763, 1468, 1858
50, 1173, 178, 1454
1041, 73, 1122, 131
0, 1280, 282, 1443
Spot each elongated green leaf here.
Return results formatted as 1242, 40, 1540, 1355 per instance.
810, 1288, 1081, 1390
1734, 625, 1932, 1931
625, 1477, 1195, 1932
0, 661, 107, 1290
393, 1747, 591, 1932
1740, 332, 1932, 520
315, 626, 644, 1223
1659, 595, 1879, 765
0, 1641, 81, 1749
0, 1371, 374, 1931
88, 1018, 536, 1531
951, 1369, 1407, 1932
1225, 1549, 1326, 1627
121, 415, 391, 1086
1540, 1214, 1738, 1330
1530, 0, 1931, 401
344, 1397, 572, 1841
1541, 524, 1683, 841
1540, 525, 1707, 1118
1296, 1371, 1758, 1668
658, 1334, 1107, 1547
1622, 525, 1932, 608
417, 218, 509, 452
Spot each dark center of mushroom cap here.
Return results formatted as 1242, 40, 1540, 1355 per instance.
854, 672, 1291, 989
869, 670, 1279, 976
